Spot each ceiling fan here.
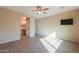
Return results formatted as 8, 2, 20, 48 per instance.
32, 6, 49, 15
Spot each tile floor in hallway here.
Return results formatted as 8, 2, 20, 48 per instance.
0, 35, 79, 53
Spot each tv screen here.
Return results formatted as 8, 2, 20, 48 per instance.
61, 18, 73, 25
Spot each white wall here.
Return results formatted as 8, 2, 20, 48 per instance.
0, 8, 24, 44
36, 9, 79, 43
29, 16, 35, 37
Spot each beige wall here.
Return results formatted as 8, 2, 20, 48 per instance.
0, 7, 25, 44
36, 9, 79, 43
0, 7, 35, 44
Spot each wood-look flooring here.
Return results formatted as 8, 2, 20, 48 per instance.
0, 35, 79, 53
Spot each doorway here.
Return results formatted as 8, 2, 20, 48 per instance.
20, 16, 30, 38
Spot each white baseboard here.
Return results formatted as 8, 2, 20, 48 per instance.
0, 37, 20, 44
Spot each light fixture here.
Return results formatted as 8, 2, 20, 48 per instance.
32, 6, 49, 15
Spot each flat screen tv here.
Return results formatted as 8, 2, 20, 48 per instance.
61, 18, 73, 25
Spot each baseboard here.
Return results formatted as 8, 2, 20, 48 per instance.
0, 37, 20, 44
58, 37, 79, 43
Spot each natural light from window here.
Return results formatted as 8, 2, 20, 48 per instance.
40, 32, 63, 53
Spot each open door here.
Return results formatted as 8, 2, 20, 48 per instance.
20, 16, 30, 39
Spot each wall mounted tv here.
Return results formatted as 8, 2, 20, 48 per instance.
61, 18, 73, 25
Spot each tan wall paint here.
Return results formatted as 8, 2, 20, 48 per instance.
0, 7, 25, 44
36, 9, 79, 43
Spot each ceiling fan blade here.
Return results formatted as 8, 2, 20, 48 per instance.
43, 8, 49, 10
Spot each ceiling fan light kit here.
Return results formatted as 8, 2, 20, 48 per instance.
32, 6, 49, 15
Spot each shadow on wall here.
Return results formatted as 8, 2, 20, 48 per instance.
40, 32, 63, 53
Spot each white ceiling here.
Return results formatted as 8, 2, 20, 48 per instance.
1, 6, 79, 19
